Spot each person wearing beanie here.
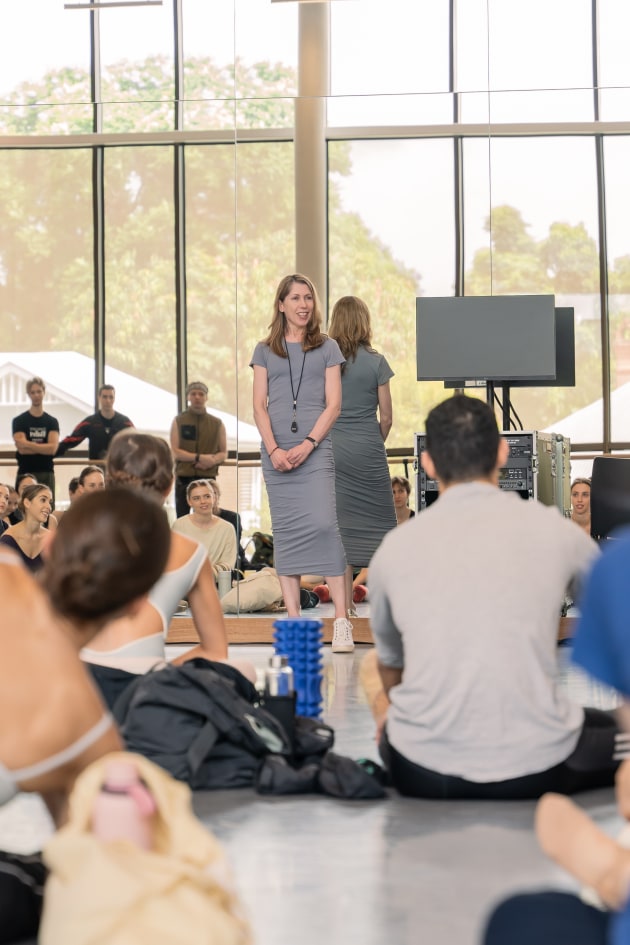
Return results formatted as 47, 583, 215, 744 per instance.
169, 381, 227, 518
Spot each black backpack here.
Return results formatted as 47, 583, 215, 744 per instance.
113, 659, 292, 790
113, 658, 386, 799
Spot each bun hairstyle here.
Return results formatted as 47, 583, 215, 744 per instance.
106, 430, 174, 498
19, 483, 51, 514
44, 489, 170, 623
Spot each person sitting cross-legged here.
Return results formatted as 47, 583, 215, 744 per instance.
368, 394, 617, 800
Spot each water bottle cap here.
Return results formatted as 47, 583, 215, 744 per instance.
103, 760, 141, 790
269, 654, 289, 668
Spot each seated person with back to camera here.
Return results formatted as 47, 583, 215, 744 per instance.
368, 394, 616, 800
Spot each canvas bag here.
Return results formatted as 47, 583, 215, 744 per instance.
221, 567, 283, 613
39, 751, 251, 945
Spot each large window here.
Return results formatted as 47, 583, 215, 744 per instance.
328, 138, 455, 444
2, 0, 630, 477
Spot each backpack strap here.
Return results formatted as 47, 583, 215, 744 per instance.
186, 719, 221, 778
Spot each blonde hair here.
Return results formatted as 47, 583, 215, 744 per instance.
328, 296, 375, 366
263, 273, 325, 357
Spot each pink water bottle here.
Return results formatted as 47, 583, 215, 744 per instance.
91, 760, 157, 851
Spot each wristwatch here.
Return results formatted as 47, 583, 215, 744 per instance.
305, 436, 319, 449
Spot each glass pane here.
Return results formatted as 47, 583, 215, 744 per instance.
487, 0, 593, 92
599, 0, 630, 119
100, 4, 175, 132
104, 148, 176, 420
182, 0, 298, 131
185, 140, 295, 545
328, 93, 453, 128
0, 1, 91, 133
331, 0, 449, 97
0, 149, 94, 496
463, 136, 602, 441
329, 0, 449, 126
329, 137, 455, 449
604, 136, 630, 444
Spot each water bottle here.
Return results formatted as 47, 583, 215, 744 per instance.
91, 759, 157, 851
217, 569, 232, 599
265, 654, 294, 697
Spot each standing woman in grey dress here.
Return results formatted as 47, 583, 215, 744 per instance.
250, 274, 355, 652
329, 296, 396, 618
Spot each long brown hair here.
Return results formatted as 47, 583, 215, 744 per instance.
328, 296, 375, 368
262, 273, 325, 356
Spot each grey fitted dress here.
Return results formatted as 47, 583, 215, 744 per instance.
250, 338, 347, 576
331, 346, 396, 567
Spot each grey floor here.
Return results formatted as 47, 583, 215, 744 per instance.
0, 641, 622, 945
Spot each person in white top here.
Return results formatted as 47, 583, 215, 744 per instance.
172, 479, 237, 578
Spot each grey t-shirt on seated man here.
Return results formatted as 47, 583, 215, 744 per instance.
369, 481, 600, 783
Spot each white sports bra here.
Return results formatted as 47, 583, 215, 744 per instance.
0, 713, 114, 807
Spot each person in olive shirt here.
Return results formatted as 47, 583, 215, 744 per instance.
56, 385, 134, 461
170, 381, 227, 518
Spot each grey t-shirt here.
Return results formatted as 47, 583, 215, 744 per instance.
369, 481, 600, 782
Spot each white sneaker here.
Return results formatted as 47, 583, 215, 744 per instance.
332, 617, 354, 653
347, 607, 358, 619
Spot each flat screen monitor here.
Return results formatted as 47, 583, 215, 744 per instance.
591, 456, 630, 540
444, 307, 575, 390
416, 295, 556, 383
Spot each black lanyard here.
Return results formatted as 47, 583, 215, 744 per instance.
284, 340, 307, 433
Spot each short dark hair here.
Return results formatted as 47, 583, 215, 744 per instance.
98, 384, 115, 395
391, 475, 411, 496
425, 395, 500, 485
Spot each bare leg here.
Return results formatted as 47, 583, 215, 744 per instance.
344, 566, 354, 614
325, 573, 348, 620
536, 793, 630, 910
278, 574, 302, 618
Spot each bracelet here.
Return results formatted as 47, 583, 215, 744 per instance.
269, 446, 279, 457
305, 436, 319, 449
195, 453, 200, 463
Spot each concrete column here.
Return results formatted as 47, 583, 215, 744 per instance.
295, 2, 330, 312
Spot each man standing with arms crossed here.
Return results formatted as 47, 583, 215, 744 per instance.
12, 377, 59, 501
170, 381, 227, 519
56, 384, 134, 461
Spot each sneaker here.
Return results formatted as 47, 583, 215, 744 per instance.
313, 584, 330, 603
332, 617, 354, 653
347, 607, 358, 619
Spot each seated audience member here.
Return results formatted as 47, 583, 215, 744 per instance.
0, 484, 9, 535
368, 394, 616, 800
82, 430, 251, 705
391, 475, 415, 524
172, 479, 237, 578
484, 532, 630, 945
77, 464, 106, 494
0, 483, 53, 572
4, 485, 21, 525
571, 476, 592, 536
0, 488, 169, 944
